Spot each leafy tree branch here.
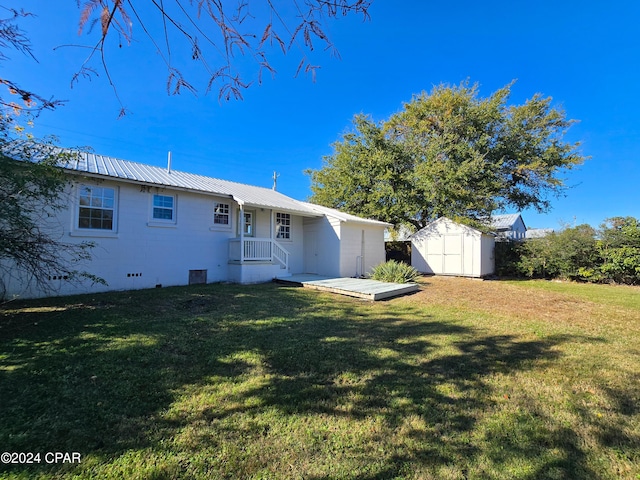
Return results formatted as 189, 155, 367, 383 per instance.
72, 0, 371, 106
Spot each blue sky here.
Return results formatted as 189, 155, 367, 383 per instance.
5, 1, 640, 230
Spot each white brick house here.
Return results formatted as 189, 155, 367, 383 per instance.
3, 153, 390, 299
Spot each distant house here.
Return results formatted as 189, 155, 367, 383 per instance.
526, 228, 554, 239
410, 217, 495, 278
2, 152, 390, 299
490, 213, 527, 241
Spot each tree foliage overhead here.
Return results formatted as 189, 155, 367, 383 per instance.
0, 5, 100, 300
74, 0, 371, 108
1, 2, 371, 114
0, 7, 62, 116
308, 81, 586, 230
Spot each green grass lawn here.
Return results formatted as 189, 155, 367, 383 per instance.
1, 279, 639, 479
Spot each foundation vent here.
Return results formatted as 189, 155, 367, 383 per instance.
189, 269, 207, 285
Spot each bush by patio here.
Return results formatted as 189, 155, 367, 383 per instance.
369, 260, 419, 283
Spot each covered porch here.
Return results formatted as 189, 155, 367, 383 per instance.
226, 199, 320, 284
228, 237, 290, 269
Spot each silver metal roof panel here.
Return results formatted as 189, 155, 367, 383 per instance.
67, 152, 320, 216
490, 213, 523, 229
299, 202, 392, 227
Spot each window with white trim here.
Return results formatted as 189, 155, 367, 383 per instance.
78, 185, 116, 230
152, 194, 175, 221
213, 202, 230, 225
276, 212, 291, 240
243, 211, 254, 236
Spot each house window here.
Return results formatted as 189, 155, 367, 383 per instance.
78, 185, 116, 230
276, 212, 291, 240
243, 212, 254, 236
152, 194, 175, 221
214, 202, 230, 225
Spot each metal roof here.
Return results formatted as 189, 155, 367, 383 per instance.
490, 213, 524, 230
526, 228, 554, 239
64, 152, 321, 216
2, 146, 399, 225
299, 202, 392, 227
409, 216, 493, 240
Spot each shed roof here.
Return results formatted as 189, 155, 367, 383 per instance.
63, 152, 321, 216
410, 217, 493, 240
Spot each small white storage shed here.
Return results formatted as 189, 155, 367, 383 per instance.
410, 217, 495, 278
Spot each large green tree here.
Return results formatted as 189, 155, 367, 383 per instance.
308, 82, 585, 230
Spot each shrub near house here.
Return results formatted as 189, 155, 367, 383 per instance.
598, 217, 640, 284
370, 260, 419, 284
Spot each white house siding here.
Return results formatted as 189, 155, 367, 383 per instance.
99, 181, 231, 290
2, 155, 392, 299
287, 215, 305, 274
411, 218, 495, 278
4, 179, 239, 299
338, 223, 362, 277
250, 208, 270, 238
302, 217, 386, 279
338, 223, 386, 278
303, 217, 340, 276
364, 225, 387, 275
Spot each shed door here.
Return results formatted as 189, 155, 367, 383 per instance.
443, 234, 463, 275
425, 236, 444, 274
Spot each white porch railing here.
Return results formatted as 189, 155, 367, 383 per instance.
272, 241, 290, 270
229, 238, 290, 270
244, 238, 272, 261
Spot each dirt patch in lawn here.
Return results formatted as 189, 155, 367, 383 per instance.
405, 276, 638, 335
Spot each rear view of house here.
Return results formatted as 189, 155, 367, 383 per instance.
2, 153, 389, 299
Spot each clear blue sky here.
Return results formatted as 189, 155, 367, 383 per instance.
5, 1, 640, 230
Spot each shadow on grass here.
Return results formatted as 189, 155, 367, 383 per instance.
0, 282, 631, 478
